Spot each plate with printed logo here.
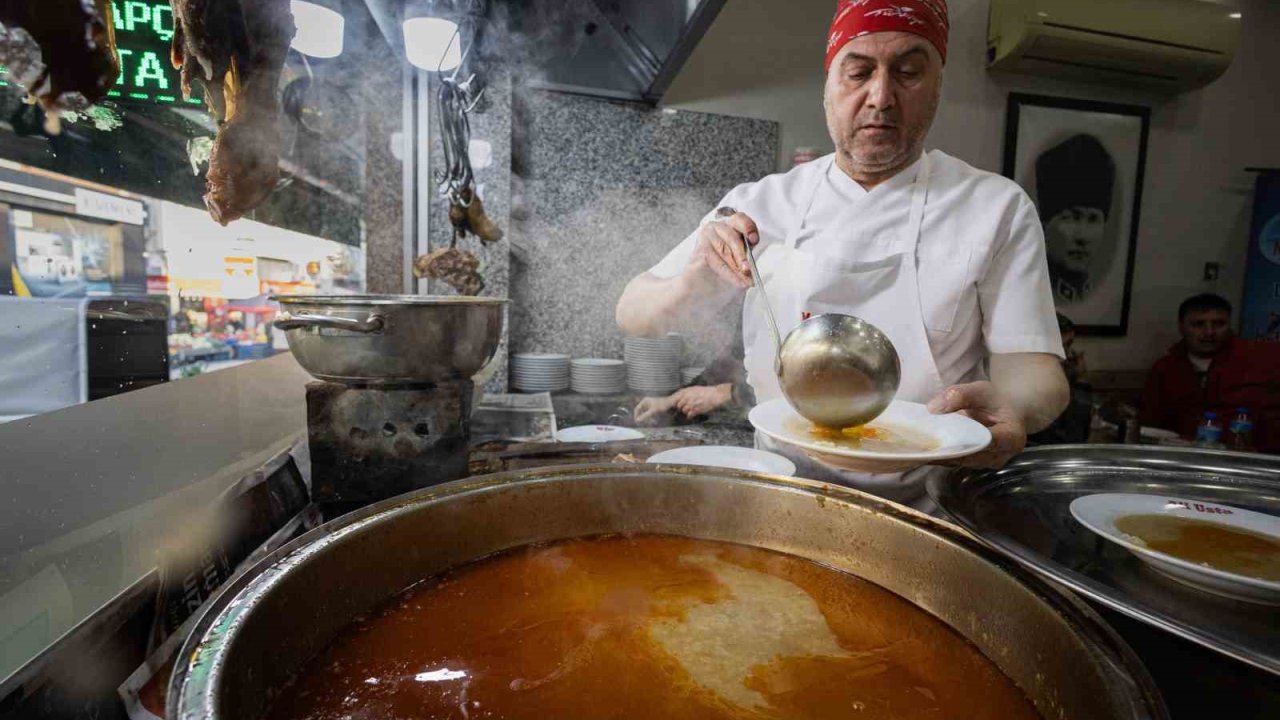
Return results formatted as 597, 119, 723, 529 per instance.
1070, 493, 1280, 604
555, 425, 645, 443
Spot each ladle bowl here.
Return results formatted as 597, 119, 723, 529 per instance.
778, 314, 901, 428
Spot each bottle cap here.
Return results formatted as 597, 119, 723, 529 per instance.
1204, 412, 1217, 420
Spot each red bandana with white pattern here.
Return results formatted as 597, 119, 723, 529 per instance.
824, 0, 950, 71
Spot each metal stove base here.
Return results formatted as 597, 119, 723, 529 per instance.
306, 380, 472, 506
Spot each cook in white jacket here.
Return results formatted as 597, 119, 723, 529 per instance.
615, 0, 1068, 508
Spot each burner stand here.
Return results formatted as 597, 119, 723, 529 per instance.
306, 380, 472, 508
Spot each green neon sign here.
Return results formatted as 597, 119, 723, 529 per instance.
0, 1, 204, 107
106, 0, 205, 106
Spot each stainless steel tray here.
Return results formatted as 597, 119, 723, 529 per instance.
929, 445, 1280, 676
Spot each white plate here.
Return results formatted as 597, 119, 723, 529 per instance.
748, 398, 992, 463
1070, 493, 1280, 604
647, 446, 796, 476
556, 425, 645, 443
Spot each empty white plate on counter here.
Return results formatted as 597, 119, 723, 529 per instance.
647, 446, 796, 476
555, 425, 645, 443
1070, 493, 1280, 604
749, 398, 991, 463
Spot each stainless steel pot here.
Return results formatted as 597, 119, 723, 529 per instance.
272, 294, 505, 385
169, 466, 1165, 720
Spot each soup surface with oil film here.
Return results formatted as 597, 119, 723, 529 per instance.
264, 535, 1041, 720
782, 417, 939, 454
1115, 513, 1280, 581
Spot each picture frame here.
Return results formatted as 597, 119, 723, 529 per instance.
1003, 93, 1150, 336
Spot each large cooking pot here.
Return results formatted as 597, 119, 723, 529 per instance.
272, 294, 505, 385
169, 466, 1166, 720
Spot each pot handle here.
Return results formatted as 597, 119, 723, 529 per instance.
275, 312, 386, 334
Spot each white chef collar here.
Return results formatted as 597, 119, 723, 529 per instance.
825, 150, 928, 201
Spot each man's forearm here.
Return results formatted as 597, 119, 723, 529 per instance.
990, 353, 1070, 433
616, 272, 735, 337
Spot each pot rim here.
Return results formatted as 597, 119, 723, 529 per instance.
167, 464, 1168, 720
270, 294, 508, 306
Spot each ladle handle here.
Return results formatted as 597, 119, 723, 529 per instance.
718, 207, 784, 373
744, 237, 783, 371
275, 312, 386, 334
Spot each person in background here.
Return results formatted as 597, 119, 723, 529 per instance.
1029, 313, 1091, 445
635, 331, 754, 425
1140, 293, 1280, 452
1036, 134, 1115, 304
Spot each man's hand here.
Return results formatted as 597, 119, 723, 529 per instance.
673, 384, 732, 418
615, 208, 760, 337
634, 395, 677, 425
682, 210, 760, 294
927, 381, 1026, 468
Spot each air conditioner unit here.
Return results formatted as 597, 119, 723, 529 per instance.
987, 0, 1241, 93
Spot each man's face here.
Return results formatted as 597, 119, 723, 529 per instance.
1180, 309, 1232, 357
823, 32, 943, 180
1045, 207, 1106, 273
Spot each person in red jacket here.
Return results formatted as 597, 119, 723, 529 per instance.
1140, 294, 1280, 452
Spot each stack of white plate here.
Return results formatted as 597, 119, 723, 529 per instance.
511, 353, 570, 392
571, 358, 627, 395
624, 335, 683, 395
681, 366, 705, 385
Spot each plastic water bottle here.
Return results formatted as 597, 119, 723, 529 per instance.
1228, 407, 1255, 452
1194, 412, 1224, 449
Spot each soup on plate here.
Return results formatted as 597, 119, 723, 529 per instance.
782, 417, 940, 454
1115, 513, 1280, 582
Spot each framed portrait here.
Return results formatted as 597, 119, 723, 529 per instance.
1003, 93, 1150, 336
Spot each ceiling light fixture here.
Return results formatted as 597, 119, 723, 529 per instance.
290, 0, 345, 59
402, 0, 484, 72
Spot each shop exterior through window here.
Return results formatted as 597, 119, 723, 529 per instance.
0, 0, 370, 423
0, 161, 365, 423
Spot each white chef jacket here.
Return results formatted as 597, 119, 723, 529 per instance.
648, 150, 1063, 508
649, 150, 1064, 388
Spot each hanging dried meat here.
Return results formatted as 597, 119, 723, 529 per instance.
0, 0, 120, 130
170, 0, 295, 225
413, 247, 485, 296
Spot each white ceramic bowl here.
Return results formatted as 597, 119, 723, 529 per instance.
749, 398, 992, 463
1070, 493, 1280, 604
647, 446, 797, 476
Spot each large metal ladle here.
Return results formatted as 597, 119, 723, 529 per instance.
777, 313, 901, 428
722, 208, 901, 429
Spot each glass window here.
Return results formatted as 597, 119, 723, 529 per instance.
0, 0, 393, 699
0, 0, 371, 420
